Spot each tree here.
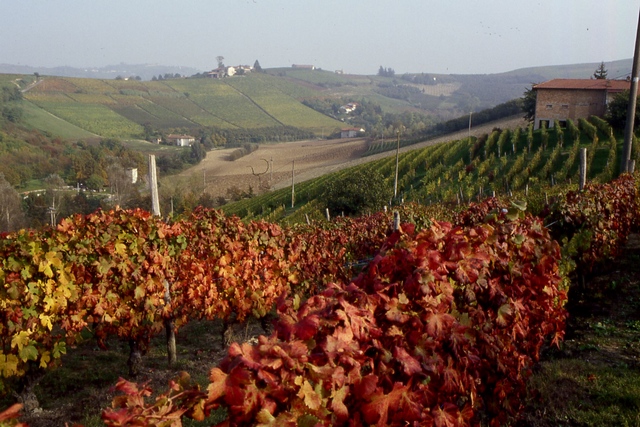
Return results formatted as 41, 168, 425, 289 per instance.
521, 85, 537, 122
321, 168, 391, 216
216, 56, 225, 69
185, 142, 206, 164
593, 61, 608, 79
606, 90, 640, 130
0, 173, 24, 232
1, 105, 23, 123
377, 66, 395, 77
253, 60, 263, 73
1, 86, 22, 102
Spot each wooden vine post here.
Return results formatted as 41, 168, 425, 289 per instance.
579, 148, 587, 191
149, 154, 177, 367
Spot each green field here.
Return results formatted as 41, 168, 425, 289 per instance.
19, 100, 96, 139
30, 100, 144, 138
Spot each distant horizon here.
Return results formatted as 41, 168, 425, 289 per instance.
0, 57, 634, 79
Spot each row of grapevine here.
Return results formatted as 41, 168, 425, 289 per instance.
224, 115, 620, 225
0, 207, 399, 408
2, 170, 639, 425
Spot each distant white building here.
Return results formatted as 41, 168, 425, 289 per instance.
339, 102, 358, 114
167, 134, 196, 147
206, 65, 252, 79
340, 127, 364, 138
292, 64, 315, 70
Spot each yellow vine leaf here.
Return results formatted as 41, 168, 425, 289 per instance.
256, 408, 276, 424
115, 242, 127, 256
10, 331, 30, 351
39, 351, 51, 368
0, 353, 20, 377
42, 295, 57, 312
134, 285, 145, 300
45, 251, 63, 270
39, 314, 53, 331
38, 261, 53, 279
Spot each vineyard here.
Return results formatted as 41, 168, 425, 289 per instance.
221, 116, 637, 225
21, 74, 344, 138
0, 155, 639, 425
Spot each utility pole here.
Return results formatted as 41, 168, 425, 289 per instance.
621, 7, 640, 174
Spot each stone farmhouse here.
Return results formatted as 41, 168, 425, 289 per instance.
533, 79, 630, 129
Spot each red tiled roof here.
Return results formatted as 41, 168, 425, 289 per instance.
534, 79, 630, 92
167, 134, 195, 139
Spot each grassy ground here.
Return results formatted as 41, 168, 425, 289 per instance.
7, 318, 266, 427
518, 235, 640, 426
4, 238, 640, 426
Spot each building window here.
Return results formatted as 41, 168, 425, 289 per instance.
546, 104, 553, 109
560, 104, 569, 110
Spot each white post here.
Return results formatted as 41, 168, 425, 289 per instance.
149, 154, 161, 216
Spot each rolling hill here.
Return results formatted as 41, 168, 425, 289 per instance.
1, 59, 631, 141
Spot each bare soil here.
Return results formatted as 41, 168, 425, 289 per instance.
182, 116, 528, 199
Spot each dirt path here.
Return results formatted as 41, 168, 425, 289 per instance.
182, 115, 528, 198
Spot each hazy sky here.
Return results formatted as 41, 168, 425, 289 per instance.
1, 0, 637, 75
